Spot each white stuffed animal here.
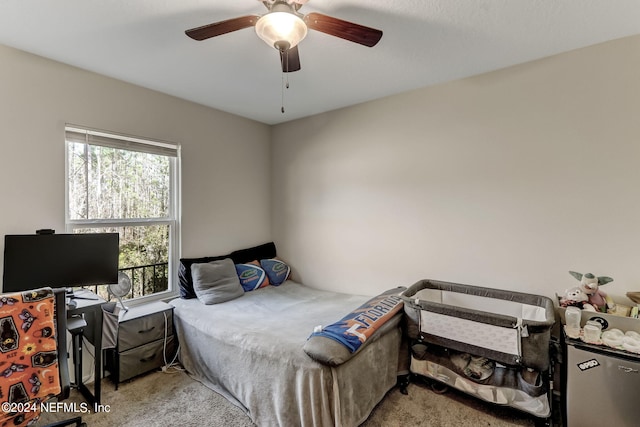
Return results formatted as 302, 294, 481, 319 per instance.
560, 286, 596, 312
569, 271, 615, 312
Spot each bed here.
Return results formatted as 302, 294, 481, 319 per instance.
171, 242, 404, 427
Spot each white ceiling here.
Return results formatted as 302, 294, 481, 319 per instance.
1, 1, 639, 125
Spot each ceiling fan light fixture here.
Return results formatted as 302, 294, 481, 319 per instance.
255, 4, 307, 51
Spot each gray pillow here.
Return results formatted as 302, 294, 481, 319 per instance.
191, 258, 243, 304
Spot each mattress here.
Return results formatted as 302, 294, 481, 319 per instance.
170, 280, 402, 427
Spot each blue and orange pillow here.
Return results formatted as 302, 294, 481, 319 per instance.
235, 258, 291, 292
235, 260, 270, 291
260, 258, 291, 286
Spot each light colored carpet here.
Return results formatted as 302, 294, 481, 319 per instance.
39, 369, 546, 426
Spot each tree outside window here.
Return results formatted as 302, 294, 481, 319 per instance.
65, 127, 180, 302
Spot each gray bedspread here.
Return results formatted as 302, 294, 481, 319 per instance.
170, 281, 402, 427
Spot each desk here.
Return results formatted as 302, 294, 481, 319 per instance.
67, 290, 106, 406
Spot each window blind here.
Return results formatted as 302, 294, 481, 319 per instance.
65, 126, 179, 158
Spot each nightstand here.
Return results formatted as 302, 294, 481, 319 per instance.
105, 301, 177, 388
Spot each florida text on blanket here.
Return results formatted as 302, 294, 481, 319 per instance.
311, 292, 404, 353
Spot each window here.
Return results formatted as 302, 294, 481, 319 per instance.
65, 126, 180, 303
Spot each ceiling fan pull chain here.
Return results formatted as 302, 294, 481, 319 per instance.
281, 49, 291, 114
286, 49, 290, 89
281, 70, 285, 113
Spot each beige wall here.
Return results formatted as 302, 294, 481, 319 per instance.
271, 35, 640, 301
0, 44, 272, 290
4, 34, 640, 303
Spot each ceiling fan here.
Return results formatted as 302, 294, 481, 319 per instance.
185, 0, 383, 73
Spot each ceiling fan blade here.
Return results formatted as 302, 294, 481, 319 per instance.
304, 12, 382, 47
279, 45, 301, 73
185, 15, 261, 41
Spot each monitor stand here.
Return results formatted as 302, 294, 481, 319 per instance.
67, 288, 99, 300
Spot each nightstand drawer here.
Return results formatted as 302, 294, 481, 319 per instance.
118, 310, 173, 352
118, 336, 175, 382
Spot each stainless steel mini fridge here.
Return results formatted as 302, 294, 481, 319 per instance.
564, 338, 640, 427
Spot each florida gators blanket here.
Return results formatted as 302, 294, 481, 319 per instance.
310, 289, 404, 353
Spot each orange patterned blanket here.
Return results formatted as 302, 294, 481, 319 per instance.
0, 288, 61, 426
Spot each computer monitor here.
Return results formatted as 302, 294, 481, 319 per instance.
2, 232, 119, 293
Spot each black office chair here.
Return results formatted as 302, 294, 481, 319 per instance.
0, 287, 86, 427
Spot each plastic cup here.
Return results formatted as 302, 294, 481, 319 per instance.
583, 323, 601, 343
565, 306, 581, 330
